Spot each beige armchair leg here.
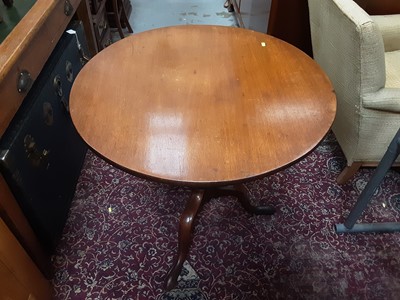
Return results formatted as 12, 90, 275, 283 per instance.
337, 162, 362, 185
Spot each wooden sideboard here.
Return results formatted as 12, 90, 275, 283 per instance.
0, 0, 96, 138
0, 1, 133, 284
0, 0, 132, 138
0, 0, 97, 292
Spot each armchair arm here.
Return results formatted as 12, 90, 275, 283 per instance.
362, 88, 400, 112
371, 15, 400, 51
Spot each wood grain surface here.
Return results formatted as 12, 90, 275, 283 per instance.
70, 25, 336, 186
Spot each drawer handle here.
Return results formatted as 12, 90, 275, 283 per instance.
53, 75, 63, 97
17, 70, 32, 93
64, 0, 73, 16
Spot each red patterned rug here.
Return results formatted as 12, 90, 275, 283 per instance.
52, 132, 400, 299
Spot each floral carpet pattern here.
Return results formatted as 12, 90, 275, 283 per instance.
52, 133, 400, 299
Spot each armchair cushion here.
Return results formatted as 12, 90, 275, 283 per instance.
371, 14, 400, 51
362, 49, 400, 112
384, 50, 400, 88
363, 88, 400, 112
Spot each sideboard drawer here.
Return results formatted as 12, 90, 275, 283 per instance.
0, 0, 81, 138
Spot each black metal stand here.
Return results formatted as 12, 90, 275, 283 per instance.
335, 128, 400, 233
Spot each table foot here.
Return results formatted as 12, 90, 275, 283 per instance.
216, 184, 276, 215
165, 190, 205, 291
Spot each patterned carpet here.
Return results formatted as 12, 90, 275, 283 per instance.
52, 132, 400, 299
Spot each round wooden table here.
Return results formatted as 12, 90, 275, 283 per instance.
70, 25, 336, 290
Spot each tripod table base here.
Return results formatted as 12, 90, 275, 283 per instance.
165, 184, 275, 290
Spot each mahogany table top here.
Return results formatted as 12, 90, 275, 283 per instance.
70, 25, 336, 187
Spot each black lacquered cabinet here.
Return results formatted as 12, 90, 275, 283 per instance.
0, 22, 89, 253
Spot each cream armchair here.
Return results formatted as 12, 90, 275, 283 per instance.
308, 0, 400, 184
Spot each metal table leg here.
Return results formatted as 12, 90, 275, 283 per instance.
335, 128, 400, 233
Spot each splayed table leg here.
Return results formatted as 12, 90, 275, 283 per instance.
165, 190, 205, 291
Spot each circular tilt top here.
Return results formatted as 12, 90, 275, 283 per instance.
70, 25, 336, 186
